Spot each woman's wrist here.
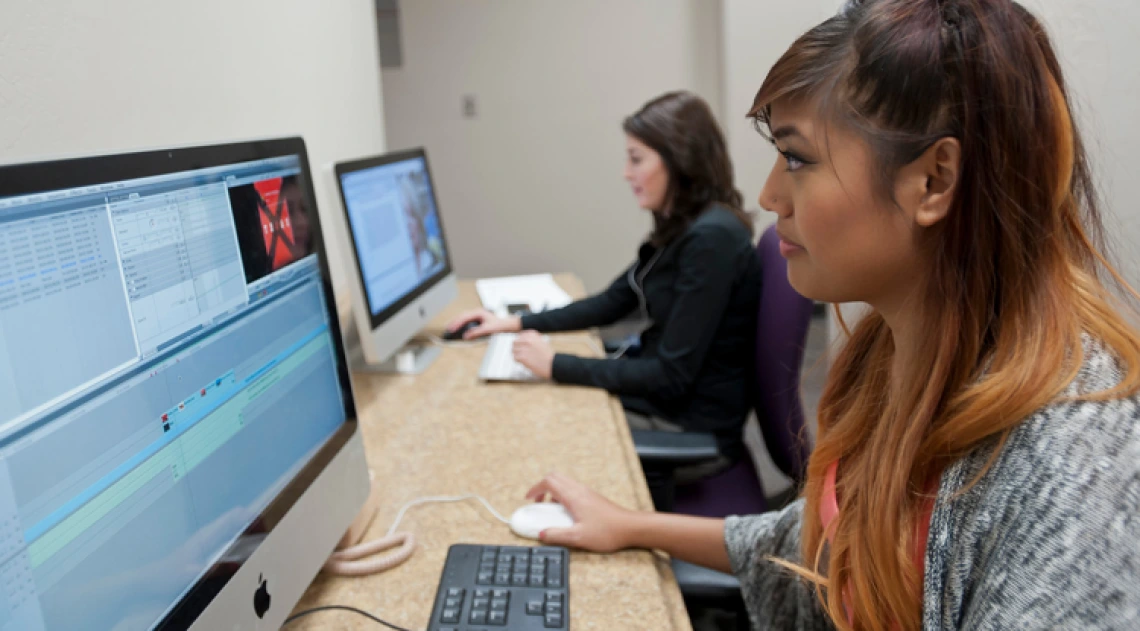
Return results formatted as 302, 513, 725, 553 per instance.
618, 509, 663, 550
618, 510, 732, 572
509, 315, 523, 332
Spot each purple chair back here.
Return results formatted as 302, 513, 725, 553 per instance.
674, 225, 814, 517
752, 225, 814, 481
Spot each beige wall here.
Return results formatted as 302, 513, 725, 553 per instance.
0, 0, 387, 294
381, 0, 723, 293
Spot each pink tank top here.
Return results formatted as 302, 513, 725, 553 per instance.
821, 461, 936, 625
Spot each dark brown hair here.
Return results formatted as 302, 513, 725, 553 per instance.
748, 1, 1140, 629
622, 91, 751, 245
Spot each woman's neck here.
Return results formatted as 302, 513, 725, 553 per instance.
874, 288, 927, 396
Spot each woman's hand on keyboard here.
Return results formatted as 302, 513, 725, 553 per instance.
524, 473, 638, 553
512, 331, 555, 379
446, 308, 521, 339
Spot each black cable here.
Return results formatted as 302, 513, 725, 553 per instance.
281, 604, 416, 631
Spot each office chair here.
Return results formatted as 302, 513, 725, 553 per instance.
633, 224, 815, 628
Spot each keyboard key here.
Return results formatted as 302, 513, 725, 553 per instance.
469, 610, 488, 625
545, 591, 563, 603
481, 548, 499, 559
545, 613, 563, 628
489, 610, 507, 626
477, 571, 493, 585
512, 573, 528, 586
545, 602, 563, 615
446, 588, 465, 598
444, 596, 462, 608
491, 598, 509, 611
475, 589, 491, 599
529, 575, 546, 587
527, 601, 544, 615
472, 597, 490, 610
494, 572, 510, 585
441, 608, 459, 624
492, 589, 509, 599
547, 575, 564, 588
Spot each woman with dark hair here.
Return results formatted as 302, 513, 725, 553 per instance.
517, 1, 1140, 629
448, 91, 762, 469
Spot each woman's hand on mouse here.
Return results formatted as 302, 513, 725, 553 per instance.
445, 309, 521, 339
512, 331, 555, 379
525, 473, 734, 572
524, 473, 639, 553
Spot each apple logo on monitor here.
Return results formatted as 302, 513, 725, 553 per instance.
254, 573, 272, 619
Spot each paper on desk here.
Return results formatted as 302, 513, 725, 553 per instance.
475, 274, 573, 316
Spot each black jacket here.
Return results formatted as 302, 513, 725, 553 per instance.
521, 205, 761, 457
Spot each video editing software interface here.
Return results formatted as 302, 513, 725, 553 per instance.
0, 154, 348, 629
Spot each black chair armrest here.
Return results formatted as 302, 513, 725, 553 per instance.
671, 559, 742, 601
631, 430, 720, 467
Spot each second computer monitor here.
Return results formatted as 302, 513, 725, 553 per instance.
334, 148, 457, 371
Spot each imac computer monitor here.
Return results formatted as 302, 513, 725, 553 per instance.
334, 148, 457, 373
0, 138, 368, 630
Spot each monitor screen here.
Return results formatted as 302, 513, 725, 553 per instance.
0, 146, 350, 630
338, 152, 449, 320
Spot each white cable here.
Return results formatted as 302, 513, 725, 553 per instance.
386, 495, 511, 537
584, 334, 635, 359
607, 339, 634, 360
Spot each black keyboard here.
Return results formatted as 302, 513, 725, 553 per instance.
427, 544, 569, 630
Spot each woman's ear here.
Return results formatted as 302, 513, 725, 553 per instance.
895, 137, 962, 227
914, 137, 962, 227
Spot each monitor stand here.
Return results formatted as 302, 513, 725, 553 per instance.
348, 342, 441, 375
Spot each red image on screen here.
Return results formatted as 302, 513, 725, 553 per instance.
255, 178, 300, 272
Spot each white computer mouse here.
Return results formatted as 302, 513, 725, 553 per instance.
509, 503, 575, 540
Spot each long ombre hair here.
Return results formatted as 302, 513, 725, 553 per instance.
749, 1, 1140, 628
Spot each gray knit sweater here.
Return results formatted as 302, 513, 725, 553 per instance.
725, 344, 1140, 629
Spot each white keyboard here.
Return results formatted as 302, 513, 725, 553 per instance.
478, 334, 540, 382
